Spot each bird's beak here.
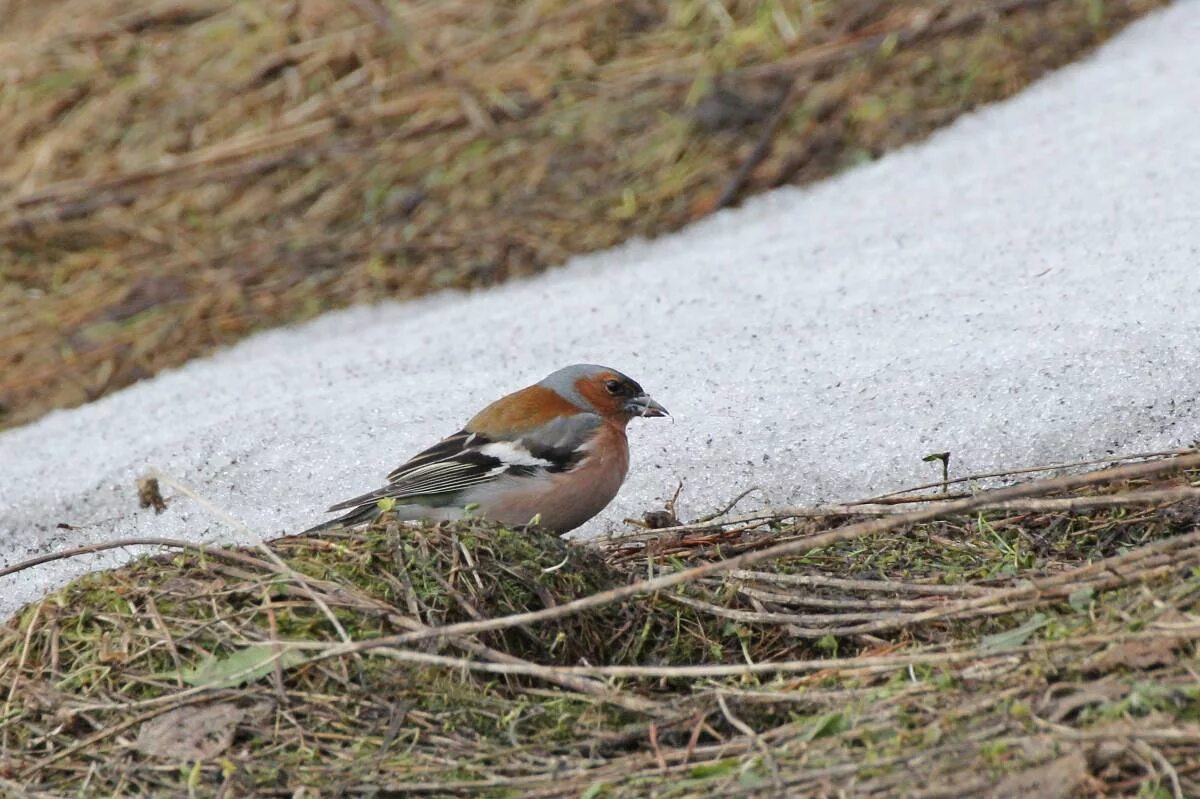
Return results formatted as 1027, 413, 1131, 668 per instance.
624, 394, 670, 418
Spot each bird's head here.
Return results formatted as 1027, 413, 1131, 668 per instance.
540, 364, 669, 424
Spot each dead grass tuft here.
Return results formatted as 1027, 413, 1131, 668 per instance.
0, 0, 1169, 429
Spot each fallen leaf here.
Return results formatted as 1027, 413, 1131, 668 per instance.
1082, 636, 1179, 672
799, 711, 848, 742
136, 702, 243, 761
1067, 586, 1094, 612
980, 613, 1048, 652
182, 644, 305, 689
987, 748, 1088, 799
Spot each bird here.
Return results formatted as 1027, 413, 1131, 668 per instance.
305, 364, 669, 534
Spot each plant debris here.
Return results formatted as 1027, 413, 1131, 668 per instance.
134, 702, 252, 761
2, 450, 1199, 796
137, 475, 167, 513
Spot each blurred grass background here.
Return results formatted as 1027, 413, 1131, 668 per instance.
0, 0, 1167, 429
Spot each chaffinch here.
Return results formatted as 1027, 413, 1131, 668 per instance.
307, 364, 668, 534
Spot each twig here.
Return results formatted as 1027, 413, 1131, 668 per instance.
385, 610, 665, 717
648, 722, 667, 771
322, 453, 1200, 652
964, 486, 1200, 513
285, 625, 1200, 681
1133, 739, 1184, 799
714, 79, 801, 210
666, 592, 892, 631
734, 584, 947, 610
692, 486, 764, 524
142, 593, 184, 686
600, 475, 1199, 547
682, 558, 1190, 636
150, 469, 353, 645
856, 448, 1192, 504
725, 570, 993, 597
719, 533, 1200, 637
0, 536, 264, 579
717, 693, 783, 792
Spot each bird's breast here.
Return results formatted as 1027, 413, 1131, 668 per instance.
466, 423, 630, 533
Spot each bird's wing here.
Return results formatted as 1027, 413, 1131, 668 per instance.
326, 415, 601, 512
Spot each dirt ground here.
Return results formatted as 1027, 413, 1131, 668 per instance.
0, 0, 1167, 429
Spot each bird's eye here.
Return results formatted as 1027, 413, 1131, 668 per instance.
604, 380, 623, 395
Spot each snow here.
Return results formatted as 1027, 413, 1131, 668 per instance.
2, 2, 1199, 616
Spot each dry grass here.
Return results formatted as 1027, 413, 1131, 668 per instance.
2, 451, 1198, 796
0, 0, 1168, 429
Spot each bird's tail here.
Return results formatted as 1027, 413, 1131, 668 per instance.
301, 503, 381, 535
